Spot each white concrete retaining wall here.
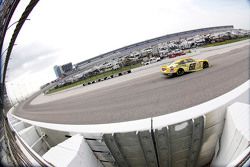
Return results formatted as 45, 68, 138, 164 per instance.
211, 102, 250, 166
7, 114, 103, 167
42, 134, 103, 167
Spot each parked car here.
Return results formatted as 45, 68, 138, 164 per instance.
167, 49, 185, 58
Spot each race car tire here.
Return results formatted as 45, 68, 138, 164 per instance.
177, 68, 185, 76
203, 62, 209, 69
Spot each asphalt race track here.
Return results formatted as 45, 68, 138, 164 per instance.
14, 44, 250, 124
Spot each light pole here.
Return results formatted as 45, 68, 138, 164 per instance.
17, 83, 25, 101
8, 83, 19, 104
11, 83, 22, 102
22, 82, 30, 98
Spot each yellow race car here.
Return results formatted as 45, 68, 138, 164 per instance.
161, 57, 209, 76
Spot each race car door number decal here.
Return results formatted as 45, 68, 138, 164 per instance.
189, 63, 196, 70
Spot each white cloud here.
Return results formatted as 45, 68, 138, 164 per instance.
4, 0, 250, 101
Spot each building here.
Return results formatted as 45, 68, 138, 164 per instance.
61, 63, 73, 73
53, 65, 62, 78
54, 63, 73, 78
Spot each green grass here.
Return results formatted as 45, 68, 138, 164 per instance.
47, 63, 142, 94
203, 36, 250, 48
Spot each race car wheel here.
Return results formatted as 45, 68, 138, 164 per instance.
177, 68, 185, 76
203, 62, 209, 69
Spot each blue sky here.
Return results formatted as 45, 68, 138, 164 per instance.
3, 0, 250, 102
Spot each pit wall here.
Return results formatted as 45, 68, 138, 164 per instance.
8, 80, 250, 167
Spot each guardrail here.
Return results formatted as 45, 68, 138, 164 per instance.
8, 80, 250, 166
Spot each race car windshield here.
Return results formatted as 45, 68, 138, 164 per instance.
169, 61, 179, 66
